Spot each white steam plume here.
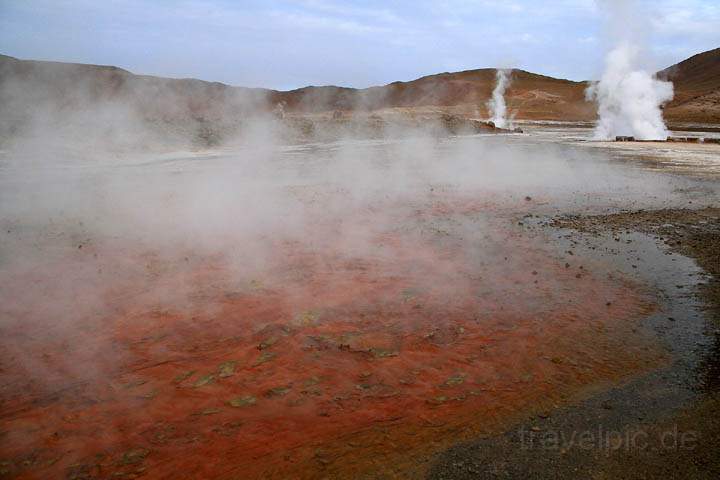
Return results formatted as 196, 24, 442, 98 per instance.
587, 1, 674, 141
487, 69, 512, 129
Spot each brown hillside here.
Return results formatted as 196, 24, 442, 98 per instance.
2, 47, 719, 147
0, 54, 268, 147
658, 48, 720, 123
271, 69, 594, 121
659, 48, 720, 102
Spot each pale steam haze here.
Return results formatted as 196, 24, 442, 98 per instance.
587, 0, 675, 140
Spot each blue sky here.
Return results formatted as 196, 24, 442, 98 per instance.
1, 0, 718, 90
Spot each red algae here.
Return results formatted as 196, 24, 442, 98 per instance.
0, 194, 663, 479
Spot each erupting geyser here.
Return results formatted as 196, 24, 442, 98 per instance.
587, 0, 674, 141
487, 69, 512, 129
587, 43, 674, 141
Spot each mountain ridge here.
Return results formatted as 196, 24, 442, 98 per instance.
0, 48, 718, 148
2, 49, 717, 121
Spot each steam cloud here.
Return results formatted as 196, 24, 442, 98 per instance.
487, 69, 512, 129
587, 0, 674, 141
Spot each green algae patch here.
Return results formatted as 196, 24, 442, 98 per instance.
138, 389, 157, 399
401, 288, 421, 302
293, 310, 320, 327
258, 337, 278, 350
427, 396, 449, 406
172, 370, 196, 384
117, 448, 150, 466
443, 373, 467, 387
122, 379, 147, 389
218, 361, 238, 378
249, 279, 264, 291
303, 376, 321, 387
229, 396, 257, 408
370, 348, 399, 358
253, 351, 277, 366
264, 386, 292, 398
193, 374, 215, 388
199, 408, 222, 416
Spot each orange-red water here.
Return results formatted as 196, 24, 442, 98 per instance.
0, 194, 662, 479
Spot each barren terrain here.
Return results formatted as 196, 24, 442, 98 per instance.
1, 48, 718, 150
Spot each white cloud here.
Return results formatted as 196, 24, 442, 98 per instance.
268, 10, 390, 34
652, 4, 720, 39
294, 0, 404, 25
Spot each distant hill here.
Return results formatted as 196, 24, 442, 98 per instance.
659, 48, 720, 123
0, 54, 268, 148
272, 49, 720, 123
1, 47, 718, 148
270, 69, 595, 121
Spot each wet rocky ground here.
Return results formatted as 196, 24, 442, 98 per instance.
553, 208, 720, 324
429, 206, 720, 479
